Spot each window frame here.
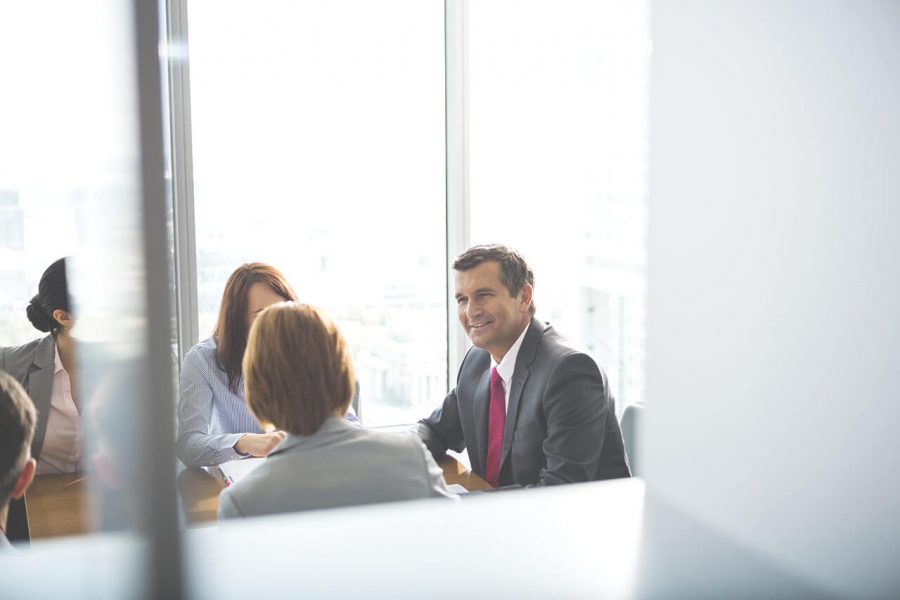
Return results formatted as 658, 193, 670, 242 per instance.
167, 0, 468, 424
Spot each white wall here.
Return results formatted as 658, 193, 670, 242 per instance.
645, 1, 900, 596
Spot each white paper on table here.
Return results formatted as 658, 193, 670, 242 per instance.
218, 457, 266, 485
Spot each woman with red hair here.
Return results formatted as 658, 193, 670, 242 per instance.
175, 263, 358, 468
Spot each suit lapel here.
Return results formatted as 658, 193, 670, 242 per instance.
500, 318, 543, 466
473, 368, 491, 474
28, 335, 57, 459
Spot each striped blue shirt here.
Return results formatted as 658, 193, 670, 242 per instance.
176, 336, 359, 467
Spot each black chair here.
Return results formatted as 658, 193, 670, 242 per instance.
6, 496, 30, 545
620, 403, 644, 477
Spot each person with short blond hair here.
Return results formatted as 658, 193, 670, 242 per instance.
218, 302, 455, 520
0, 371, 38, 549
243, 303, 355, 437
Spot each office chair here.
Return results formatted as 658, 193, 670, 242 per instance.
352, 380, 361, 424
620, 403, 644, 478
6, 496, 30, 545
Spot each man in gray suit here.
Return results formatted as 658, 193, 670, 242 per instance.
416, 245, 630, 487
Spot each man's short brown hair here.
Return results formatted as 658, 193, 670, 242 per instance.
0, 371, 36, 504
453, 244, 536, 315
243, 302, 355, 436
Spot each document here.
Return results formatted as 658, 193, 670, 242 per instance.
446, 483, 469, 495
218, 457, 266, 486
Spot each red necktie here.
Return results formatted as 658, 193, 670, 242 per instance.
485, 367, 506, 487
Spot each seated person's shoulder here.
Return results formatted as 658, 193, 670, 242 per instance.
1, 336, 45, 369
182, 337, 218, 370
2, 336, 44, 356
353, 426, 415, 446
348, 428, 430, 461
537, 329, 594, 365
536, 331, 606, 382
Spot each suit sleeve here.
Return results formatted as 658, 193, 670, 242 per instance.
537, 353, 608, 486
414, 388, 466, 461
408, 436, 459, 501
217, 489, 245, 520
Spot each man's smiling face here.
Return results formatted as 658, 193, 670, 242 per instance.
454, 260, 532, 363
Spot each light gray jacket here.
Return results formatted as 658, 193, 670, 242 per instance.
0, 334, 56, 460
218, 417, 456, 519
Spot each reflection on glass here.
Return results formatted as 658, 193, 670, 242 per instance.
187, 0, 446, 426
0, 0, 151, 589
468, 0, 651, 413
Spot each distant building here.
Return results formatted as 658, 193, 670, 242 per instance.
0, 190, 24, 250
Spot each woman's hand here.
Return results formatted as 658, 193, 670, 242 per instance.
234, 431, 286, 457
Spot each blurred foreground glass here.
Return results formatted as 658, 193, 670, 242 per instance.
187, 0, 446, 426
0, 0, 173, 592
468, 0, 651, 413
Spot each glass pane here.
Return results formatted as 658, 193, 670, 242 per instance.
187, 0, 446, 426
0, 0, 164, 594
468, 0, 651, 412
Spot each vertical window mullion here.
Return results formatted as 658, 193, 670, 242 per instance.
167, 0, 200, 363
444, 0, 470, 387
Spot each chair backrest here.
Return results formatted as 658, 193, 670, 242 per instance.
620, 403, 644, 477
6, 496, 30, 545
351, 380, 361, 423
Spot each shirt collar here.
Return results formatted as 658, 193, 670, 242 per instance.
269, 416, 353, 456
491, 321, 530, 385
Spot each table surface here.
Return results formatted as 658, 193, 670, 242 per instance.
23, 472, 89, 539
26, 456, 490, 539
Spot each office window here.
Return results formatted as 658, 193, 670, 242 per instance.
187, 0, 446, 426
0, 4, 137, 348
467, 0, 651, 411
0, 192, 78, 346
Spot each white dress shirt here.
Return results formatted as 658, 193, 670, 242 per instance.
36, 344, 81, 474
489, 322, 532, 412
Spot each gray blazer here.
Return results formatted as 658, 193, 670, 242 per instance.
0, 335, 56, 460
417, 318, 631, 487
218, 417, 456, 520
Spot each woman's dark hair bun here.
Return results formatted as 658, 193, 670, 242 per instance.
26, 294, 55, 333
26, 258, 71, 333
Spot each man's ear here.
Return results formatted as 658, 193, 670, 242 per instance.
10, 458, 36, 500
52, 309, 73, 330
519, 284, 534, 312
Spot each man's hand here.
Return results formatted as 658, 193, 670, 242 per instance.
234, 431, 286, 457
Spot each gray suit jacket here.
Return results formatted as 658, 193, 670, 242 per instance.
0, 335, 56, 460
417, 318, 631, 487
218, 417, 456, 520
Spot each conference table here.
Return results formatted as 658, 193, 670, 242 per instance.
24, 456, 491, 539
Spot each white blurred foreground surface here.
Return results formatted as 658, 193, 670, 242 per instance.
1, 479, 644, 599
645, 0, 900, 597
0, 479, 834, 599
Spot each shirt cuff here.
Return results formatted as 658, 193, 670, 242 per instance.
219, 433, 249, 462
